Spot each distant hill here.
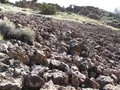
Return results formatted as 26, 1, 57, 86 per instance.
66, 5, 120, 28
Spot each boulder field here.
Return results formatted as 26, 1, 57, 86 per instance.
0, 12, 119, 90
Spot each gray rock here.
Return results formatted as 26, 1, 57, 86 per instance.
110, 74, 118, 83
25, 74, 45, 89
81, 88, 99, 90
31, 65, 49, 77
43, 69, 69, 85
72, 55, 82, 67
0, 62, 9, 72
96, 75, 114, 89
40, 80, 76, 90
0, 72, 23, 90
0, 52, 8, 59
0, 43, 8, 53
50, 59, 70, 72
115, 85, 120, 90
103, 84, 115, 90
40, 80, 57, 90
8, 47, 30, 65
71, 70, 86, 87
84, 78, 100, 89
56, 85, 77, 90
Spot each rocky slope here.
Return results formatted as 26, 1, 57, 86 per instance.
0, 11, 119, 90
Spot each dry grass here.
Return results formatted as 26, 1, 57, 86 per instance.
0, 3, 32, 14
0, 33, 3, 40
52, 12, 120, 30
52, 12, 99, 23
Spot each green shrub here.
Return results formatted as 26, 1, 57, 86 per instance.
19, 27, 35, 45
40, 3, 56, 15
0, 0, 8, 3
0, 20, 35, 45
0, 20, 15, 39
8, 27, 35, 45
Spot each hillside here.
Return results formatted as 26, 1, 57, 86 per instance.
66, 6, 120, 29
0, 4, 119, 90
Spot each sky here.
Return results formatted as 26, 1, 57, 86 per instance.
9, 0, 120, 12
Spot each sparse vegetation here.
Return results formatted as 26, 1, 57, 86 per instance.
40, 3, 56, 15
0, 19, 15, 39
19, 27, 35, 45
0, 33, 3, 40
0, 20, 35, 44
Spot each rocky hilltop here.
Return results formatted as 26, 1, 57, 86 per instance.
0, 11, 119, 90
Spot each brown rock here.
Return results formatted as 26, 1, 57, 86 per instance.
43, 69, 69, 85
0, 72, 23, 90
84, 78, 100, 89
71, 70, 86, 87
8, 47, 30, 65
33, 50, 46, 64
25, 74, 45, 89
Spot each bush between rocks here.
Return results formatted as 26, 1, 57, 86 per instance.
0, 20, 35, 45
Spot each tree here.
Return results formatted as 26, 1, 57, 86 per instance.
0, 0, 8, 3
40, 3, 56, 15
114, 8, 120, 14
32, 0, 37, 3
30, 0, 38, 8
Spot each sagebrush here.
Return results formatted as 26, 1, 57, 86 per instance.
0, 20, 35, 45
